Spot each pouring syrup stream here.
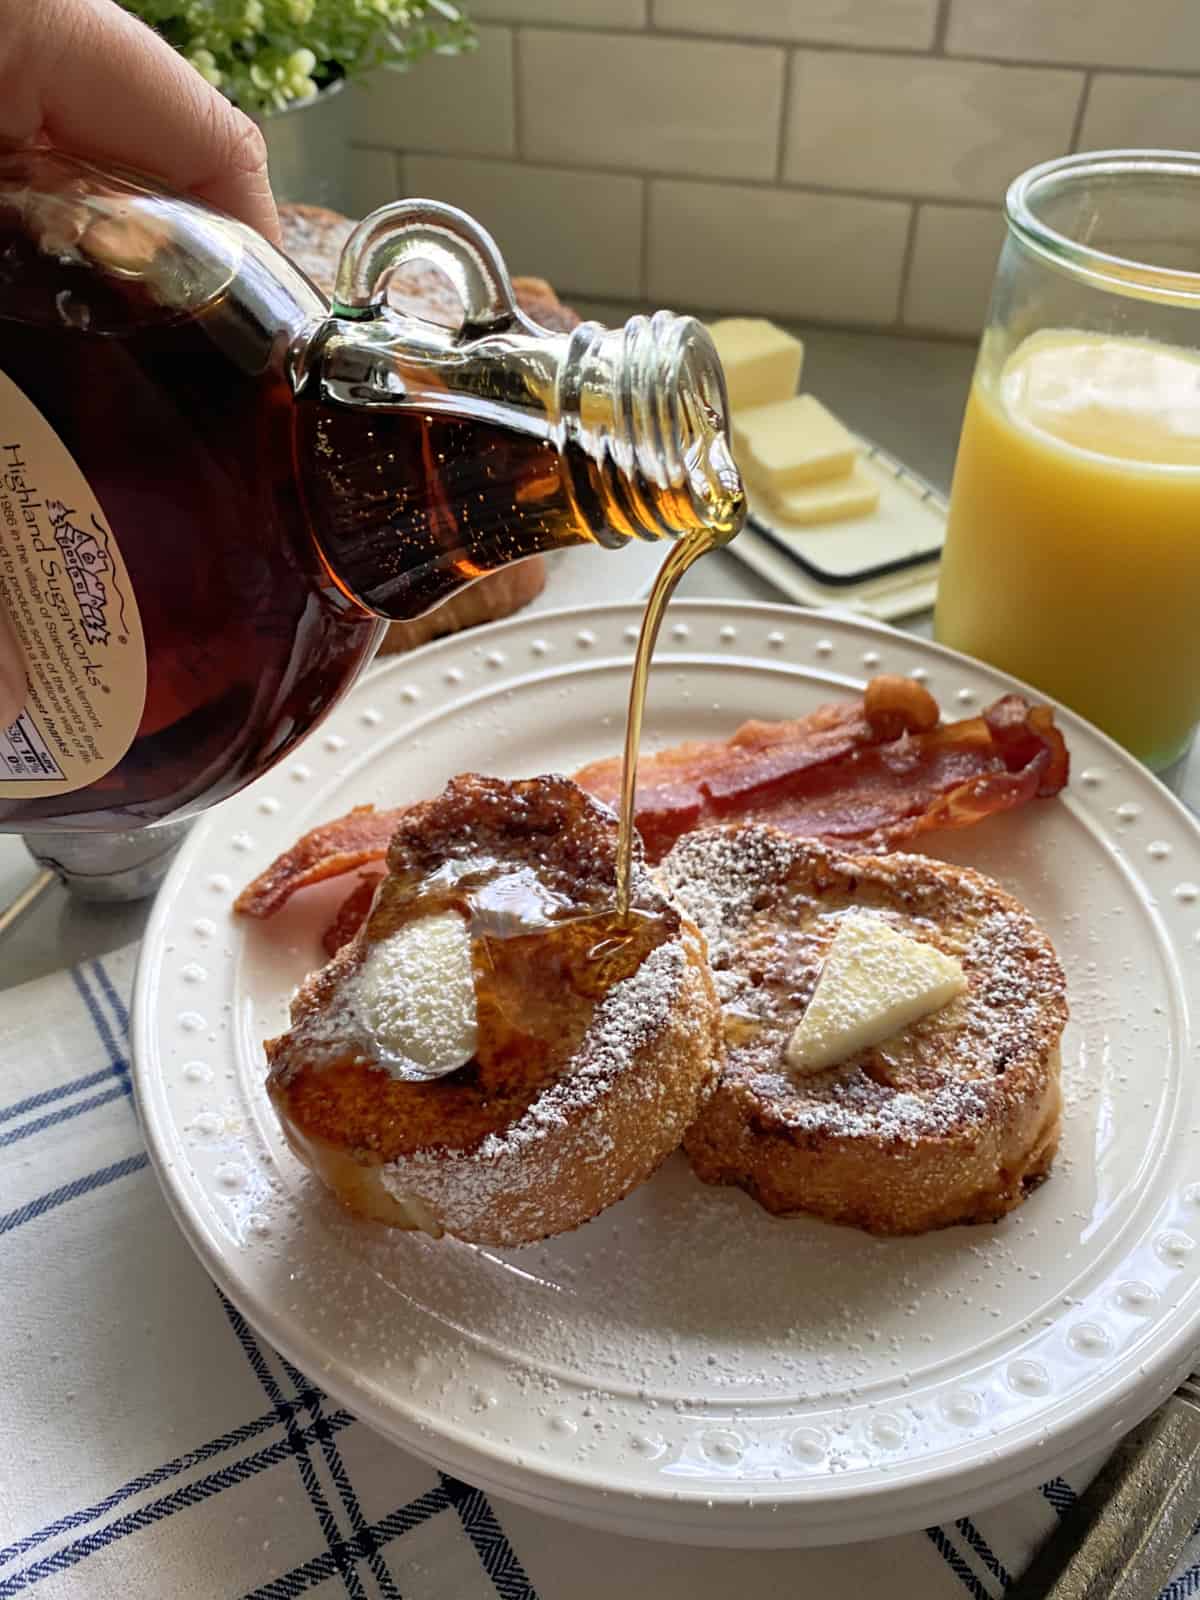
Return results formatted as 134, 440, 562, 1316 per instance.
614, 425, 745, 924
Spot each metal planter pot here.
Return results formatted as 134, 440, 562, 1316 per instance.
258, 80, 352, 214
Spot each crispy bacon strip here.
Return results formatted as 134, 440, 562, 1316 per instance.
233, 806, 403, 919
321, 871, 384, 956
574, 687, 1068, 862
572, 681, 934, 862
233, 678, 1068, 933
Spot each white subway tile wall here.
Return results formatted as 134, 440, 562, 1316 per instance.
404, 156, 644, 296
652, 0, 939, 52
518, 30, 785, 178
345, 6, 1200, 338
353, 25, 515, 156
468, 0, 647, 23
784, 53, 1081, 201
1078, 75, 1200, 152
648, 180, 909, 325
945, 0, 1200, 73
902, 204, 1007, 336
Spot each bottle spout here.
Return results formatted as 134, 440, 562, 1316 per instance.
558, 311, 746, 546
659, 313, 745, 538
687, 423, 745, 546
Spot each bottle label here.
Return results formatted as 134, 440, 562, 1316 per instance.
0, 369, 147, 799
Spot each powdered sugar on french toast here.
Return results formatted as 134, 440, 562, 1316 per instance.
265, 774, 722, 1244
388, 937, 690, 1235
660, 825, 799, 1001
661, 825, 1067, 1146
479, 941, 687, 1159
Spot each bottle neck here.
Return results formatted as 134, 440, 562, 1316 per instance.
307, 306, 742, 546
295, 305, 744, 622
557, 311, 743, 547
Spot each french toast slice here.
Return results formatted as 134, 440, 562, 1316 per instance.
265, 774, 722, 1246
661, 825, 1067, 1235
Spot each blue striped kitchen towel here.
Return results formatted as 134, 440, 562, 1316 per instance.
1, 947, 1197, 1599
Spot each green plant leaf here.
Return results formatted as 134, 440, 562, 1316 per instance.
120, 0, 475, 116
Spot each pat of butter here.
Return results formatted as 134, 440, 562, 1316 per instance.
785, 914, 966, 1076
734, 394, 858, 491
769, 462, 880, 527
351, 911, 477, 1080
708, 317, 804, 413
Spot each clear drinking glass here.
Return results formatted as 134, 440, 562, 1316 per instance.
934, 150, 1200, 773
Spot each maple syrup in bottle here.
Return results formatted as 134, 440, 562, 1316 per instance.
0, 150, 740, 835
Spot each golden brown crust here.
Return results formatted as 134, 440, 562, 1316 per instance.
266, 774, 723, 1246
662, 825, 1067, 1235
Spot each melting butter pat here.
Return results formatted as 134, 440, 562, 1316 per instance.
708, 317, 804, 413
785, 914, 966, 1075
734, 394, 858, 491
770, 462, 879, 527
351, 911, 478, 1079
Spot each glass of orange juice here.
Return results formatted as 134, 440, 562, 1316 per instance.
934, 150, 1200, 773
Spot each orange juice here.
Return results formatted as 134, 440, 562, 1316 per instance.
935, 329, 1200, 769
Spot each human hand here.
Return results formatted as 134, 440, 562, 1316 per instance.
0, 0, 283, 726
0, 0, 280, 241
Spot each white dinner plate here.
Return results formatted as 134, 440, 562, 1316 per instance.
133, 601, 1200, 1547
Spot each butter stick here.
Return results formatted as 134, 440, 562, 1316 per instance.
734, 394, 858, 490
708, 317, 804, 413
770, 463, 880, 527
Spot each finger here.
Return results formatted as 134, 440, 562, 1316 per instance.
0, 0, 280, 243
0, 605, 26, 729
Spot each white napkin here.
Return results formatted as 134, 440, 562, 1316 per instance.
2, 947, 1196, 1599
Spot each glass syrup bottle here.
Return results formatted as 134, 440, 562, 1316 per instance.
0, 148, 740, 848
